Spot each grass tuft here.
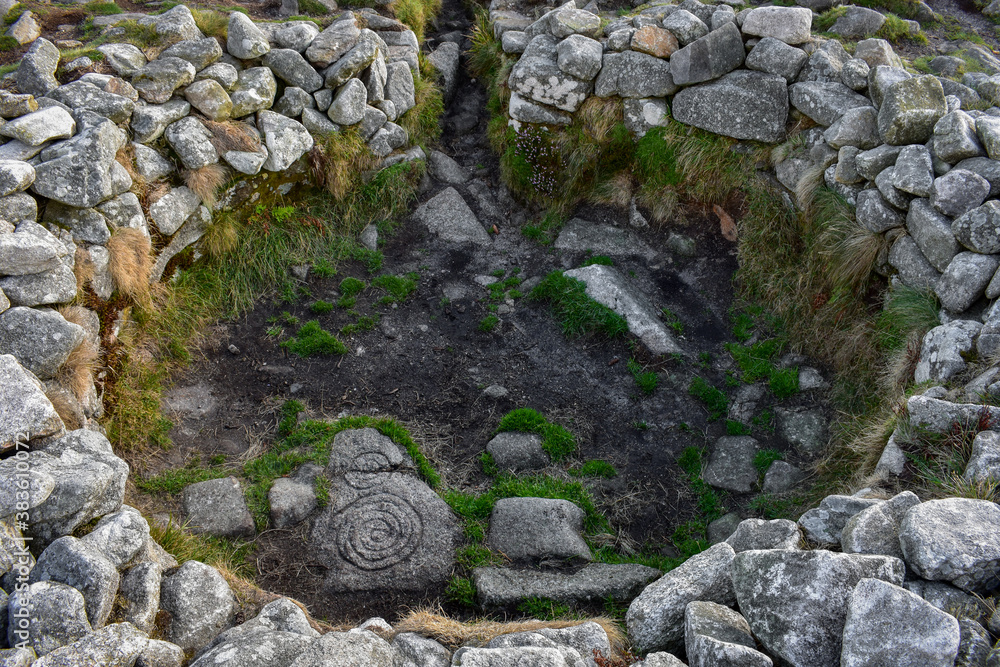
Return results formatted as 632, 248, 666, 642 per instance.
497, 408, 577, 461
184, 164, 228, 209
688, 377, 727, 421
107, 227, 152, 306
281, 321, 348, 357
530, 271, 628, 339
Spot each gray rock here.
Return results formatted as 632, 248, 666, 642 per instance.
183, 476, 255, 538
196, 62, 239, 91
6, 581, 91, 656
97, 43, 147, 77
907, 199, 960, 272
264, 48, 323, 93
725, 518, 801, 552
30, 536, 120, 628
228, 12, 270, 60
841, 578, 960, 667
776, 407, 828, 456
274, 21, 321, 52
840, 58, 871, 91
45, 205, 107, 246
0, 191, 37, 225
132, 143, 174, 181
0, 90, 38, 120
889, 234, 941, 291
415, 187, 489, 245
288, 631, 400, 666
549, 7, 601, 38
956, 157, 1000, 198
502, 30, 529, 54
798, 494, 882, 545
190, 630, 315, 667
161, 37, 223, 70
17, 38, 59, 98
908, 394, 1000, 433
856, 38, 904, 69
894, 144, 935, 196
197, 596, 320, 659
150, 205, 211, 282
80, 505, 149, 569
184, 79, 233, 122
741, 5, 813, 44
789, 81, 872, 127
956, 618, 992, 667
707, 512, 741, 544
302, 108, 338, 134
132, 57, 196, 105
508, 35, 590, 112
306, 17, 360, 68
841, 491, 921, 559
937, 251, 1000, 312
311, 428, 460, 594
164, 116, 219, 170
327, 78, 367, 125
0, 307, 83, 379
732, 550, 904, 667
483, 629, 589, 665
119, 562, 161, 634
703, 436, 758, 494
965, 430, 1000, 483
131, 99, 190, 144
856, 189, 905, 233
869, 67, 912, 111
623, 97, 669, 138
230, 67, 277, 118
932, 169, 990, 218
474, 563, 661, 608
798, 40, 851, 84
762, 461, 806, 493
831, 5, 886, 38
685, 601, 772, 667
879, 75, 947, 145
136, 640, 185, 667
900, 498, 1000, 593
668, 23, 745, 87
594, 50, 677, 98
137, 4, 203, 42
934, 111, 984, 164
856, 144, 902, 180
324, 30, 381, 90
633, 654, 688, 667
160, 560, 236, 653
29, 622, 148, 667
0, 107, 74, 146
49, 81, 135, 124
258, 111, 313, 171
0, 263, 75, 307
150, 186, 201, 236
824, 106, 880, 150
0, 160, 34, 197
627, 543, 736, 652
662, 9, 708, 46
34, 119, 128, 208
563, 264, 681, 355
269, 465, 320, 529
487, 432, 547, 472
384, 61, 415, 117
915, 319, 981, 383
0, 224, 62, 274
0, 354, 63, 447
671, 70, 788, 143
488, 497, 591, 564
428, 150, 467, 184
556, 34, 602, 81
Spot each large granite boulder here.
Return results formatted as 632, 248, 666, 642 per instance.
508, 35, 591, 112
878, 75, 947, 145
159, 560, 236, 653
668, 23, 745, 86
594, 50, 677, 98
0, 307, 83, 380
29, 536, 120, 628
672, 70, 787, 143
487, 497, 592, 563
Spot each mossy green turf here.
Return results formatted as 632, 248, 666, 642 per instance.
530, 272, 628, 339
281, 320, 348, 357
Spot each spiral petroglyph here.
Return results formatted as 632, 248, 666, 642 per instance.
332, 492, 423, 570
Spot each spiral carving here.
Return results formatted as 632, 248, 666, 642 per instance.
332, 493, 423, 570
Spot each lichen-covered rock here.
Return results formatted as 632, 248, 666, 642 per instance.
160, 560, 236, 653
17, 38, 59, 98
184, 79, 233, 122
841, 491, 920, 559
119, 562, 162, 634
594, 50, 677, 98
327, 77, 367, 125
684, 601, 772, 667
161, 37, 223, 70
789, 81, 872, 127
33, 119, 128, 208
0, 107, 74, 146
324, 30, 382, 90
132, 57, 196, 105
740, 5, 813, 44
932, 169, 990, 218
907, 199, 960, 272
227, 12, 270, 59
30, 536, 120, 628
0, 307, 83, 380
731, 550, 905, 667
257, 110, 314, 171
264, 48, 324, 92
182, 476, 255, 538
80, 505, 150, 569
0, 160, 34, 198
164, 116, 219, 170
797, 494, 882, 545
131, 99, 190, 144
150, 186, 202, 236
725, 518, 801, 552
306, 16, 360, 68
669, 23, 745, 86
0, 354, 63, 448
627, 543, 736, 652
745, 37, 807, 83
899, 498, 1000, 593
6, 581, 91, 656
878, 75, 947, 145
508, 34, 591, 112
31, 622, 148, 667
672, 70, 787, 143
288, 630, 400, 666
702, 436, 759, 493
936, 251, 1000, 312
488, 497, 592, 564
230, 67, 278, 118
840, 578, 960, 667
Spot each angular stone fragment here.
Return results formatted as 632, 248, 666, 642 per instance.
227, 12, 270, 59
159, 560, 236, 653
183, 80, 232, 122
414, 187, 489, 245
230, 67, 277, 118
182, 476, 255, 538
487, 497, 591, 563
0, 354, 63, 448
741, 6, 813, 44
160, 37, 223, 70
508, 34, 591, 112
878, 75, 947, 145
30, 535, 120, 628
6, 581, 91, 656
594, 50, 677, 98
131, 99, 190, 144
0, 307, 83, 380
745, 37, 807, 83
841, 491, 921, 559
685, 601, 772, 667
17, 38, 59, 98
306, 16, 360, 68
131, 57, 196, 105
893, 144, 934, 196
669, 23, 745, 86
258, 110, 313, 171
703, 436, 758, 494
798, 494, 882, 545
856, 189, 904, 233
0, 107, 74, 147
789, 81, 872, 127
889, 234, 940, 291
164, 117, 218, 170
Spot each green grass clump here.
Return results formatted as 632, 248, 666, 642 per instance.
530, 271, 628, 339
726, 338, 800, 399
753, 449, 784, 474
480, 451, 499, 476
662, 308, 684, 335
877, 12, 928, 44
373, 272, 418, 304
672, 446, 726, 559
0, 35, 19, 52
277, 399, 305, 437
340, 313, 379, 336
445, 576, 477, 606
298, 0, 330, 14
497, 408, 577, 461
479, 314, 499, 332
281, 321, 348, 357
628, 358, 659, 395
149, 520, 253, 577
770, 367, 800, 399
581, 255, 614, 267
314, 476, 331, 507
726, 420, 752, 436
84, 1, 124, 14
310, 300, 334, 314
517, 597, 574, 619
401, 59, 444, 146
569, 460, 617, 478
688, 377, 728, 421
135, 462, 230, 494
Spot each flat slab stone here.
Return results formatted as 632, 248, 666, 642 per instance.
562, 264, 681, 356
415, 187, 490, 245
554, 219, 658, 260
182, 476, 255, 538
474, 563, 661, 607
486, 432, 548, 471
487, 497, 592, 564
311, 428, 460, 593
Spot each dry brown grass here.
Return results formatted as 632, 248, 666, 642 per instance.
201, 119, 261, 154
578, 96, 623, 143
637, 182, 682, 225
73, 246, 95, 294
116, 144, 150, 206
201, 211, 239, 259
107, 227, 152, 305
56, 307, 101, 403
794, 164, 827, 211
590, 172, 634, 210
308, 130, 380, 201
394, 608, 625, 654
184, 163, 228, 209
45, 386, 84, 430
145, 180, 171, 208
